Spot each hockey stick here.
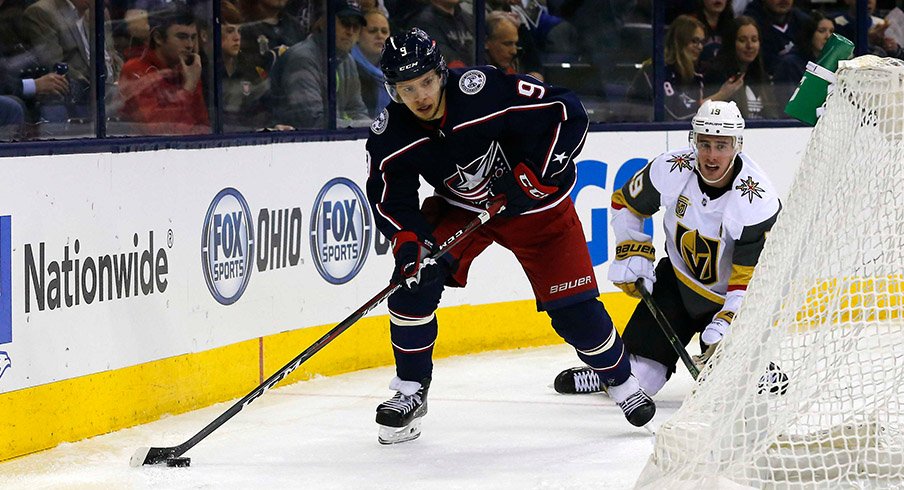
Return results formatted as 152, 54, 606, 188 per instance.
635, 279, 701, 380
131, 198, 506, 467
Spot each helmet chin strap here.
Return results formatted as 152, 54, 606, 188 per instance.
426, 85, 446, 121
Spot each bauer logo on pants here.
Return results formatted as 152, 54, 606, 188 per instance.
310, 178, 372, 284
202, 188, 255, 305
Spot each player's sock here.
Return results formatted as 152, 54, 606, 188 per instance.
606, 375, 656, 427
553, 366, 605, 394
376, 376, 430, 444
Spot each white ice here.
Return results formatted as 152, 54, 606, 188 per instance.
0, 344, 695, 489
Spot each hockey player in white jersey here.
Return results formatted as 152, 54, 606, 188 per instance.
553, 100, 781, 400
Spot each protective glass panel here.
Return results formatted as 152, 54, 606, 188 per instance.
107, 1, 213, 136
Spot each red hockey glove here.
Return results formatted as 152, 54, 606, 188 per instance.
489, 162, 559, 216
391, 231, 444, 291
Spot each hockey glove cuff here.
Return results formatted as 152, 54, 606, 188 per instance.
391, 231, 443, 291
489, 162, 559, 216
608, 241, 656, 298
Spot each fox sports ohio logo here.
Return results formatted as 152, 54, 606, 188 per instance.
201, 188, 255, 304
310, 178, 372, 284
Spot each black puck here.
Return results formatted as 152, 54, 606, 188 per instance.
165, 457, 191, 467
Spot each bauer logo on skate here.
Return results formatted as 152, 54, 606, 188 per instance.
310, 178, 372, 284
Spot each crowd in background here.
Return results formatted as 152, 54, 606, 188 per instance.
1, 0, 902, 140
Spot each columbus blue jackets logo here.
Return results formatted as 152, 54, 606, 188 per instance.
459, 70, 487, 95
443, 141, 510, 202
310, 178, 372, 284
371, 109, 388, 135
667, 152, 694, 173
201, 188, 255, 305
736, 176, 765, 203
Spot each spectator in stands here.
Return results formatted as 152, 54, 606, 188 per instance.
1, 51, 70, 112
352, 8, 391, 118
704, 15, 779, 119
485, 0, 547, 76
486, 0, 580, 60
270, 0, 370, 129
239, 0, 306, 77
408, 0, 474, 68
221, 0, 278, 131
22, 0, 122, 121
627, 15, 742, 121
114, 7, 151, 60
774, 10, 834, 87
485, 11, 543, 79
118, 7, 210, 134
834, 0, 882, 47
691, 0, 736, 73
742, 0, 810, 80
834, 0, 903, 58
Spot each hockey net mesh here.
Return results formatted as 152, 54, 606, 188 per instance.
636, 55, 904, 489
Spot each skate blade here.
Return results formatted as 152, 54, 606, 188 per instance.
378, 419, 422, 445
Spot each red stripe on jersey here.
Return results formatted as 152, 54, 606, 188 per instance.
727, 284, 748, 291
378, 137, 430, 171
452, 101, 568, 133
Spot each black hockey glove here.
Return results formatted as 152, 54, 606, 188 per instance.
391, 231, 444, 291
488, 161, 559, 216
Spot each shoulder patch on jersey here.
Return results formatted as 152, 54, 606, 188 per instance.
735, 175, 766, 203
371, 108, 388, 135
459, 70, 487, 95
666, 152, 695, 173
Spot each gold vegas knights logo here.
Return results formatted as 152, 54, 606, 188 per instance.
675, 195, 690, 218
676, 222, 720, 284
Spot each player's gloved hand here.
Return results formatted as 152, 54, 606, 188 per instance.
391, 231, 443, 291
692, 343, 718, 371
488, 161, 558, 216
701, 310, 734, 345
607, 241, 655, 298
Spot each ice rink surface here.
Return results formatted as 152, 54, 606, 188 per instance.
0, 344, 696, 489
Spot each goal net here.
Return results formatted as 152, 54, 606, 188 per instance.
636, 55, 904, 489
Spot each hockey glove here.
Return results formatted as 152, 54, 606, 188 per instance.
701, 310, 734, 345
391, 231, 443, 291
607, 241, 656, 298
488, 162, 558, 216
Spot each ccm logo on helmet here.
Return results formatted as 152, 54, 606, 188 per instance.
550, 275, 592, 294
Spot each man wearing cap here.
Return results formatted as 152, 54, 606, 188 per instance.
270, 0, 371, 129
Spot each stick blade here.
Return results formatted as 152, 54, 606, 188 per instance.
130, 446, 179, 467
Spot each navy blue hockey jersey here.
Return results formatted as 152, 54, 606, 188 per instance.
365, 66, 589, 241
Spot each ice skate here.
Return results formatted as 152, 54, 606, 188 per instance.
553, 366, 605, 394
376, 377, 430, 445
606, 375, 656, 427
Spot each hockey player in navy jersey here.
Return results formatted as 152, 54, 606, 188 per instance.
365, 28, 655, 444
554, 100, 781, 401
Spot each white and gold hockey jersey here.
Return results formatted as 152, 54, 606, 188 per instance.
611, 147, 781, 316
